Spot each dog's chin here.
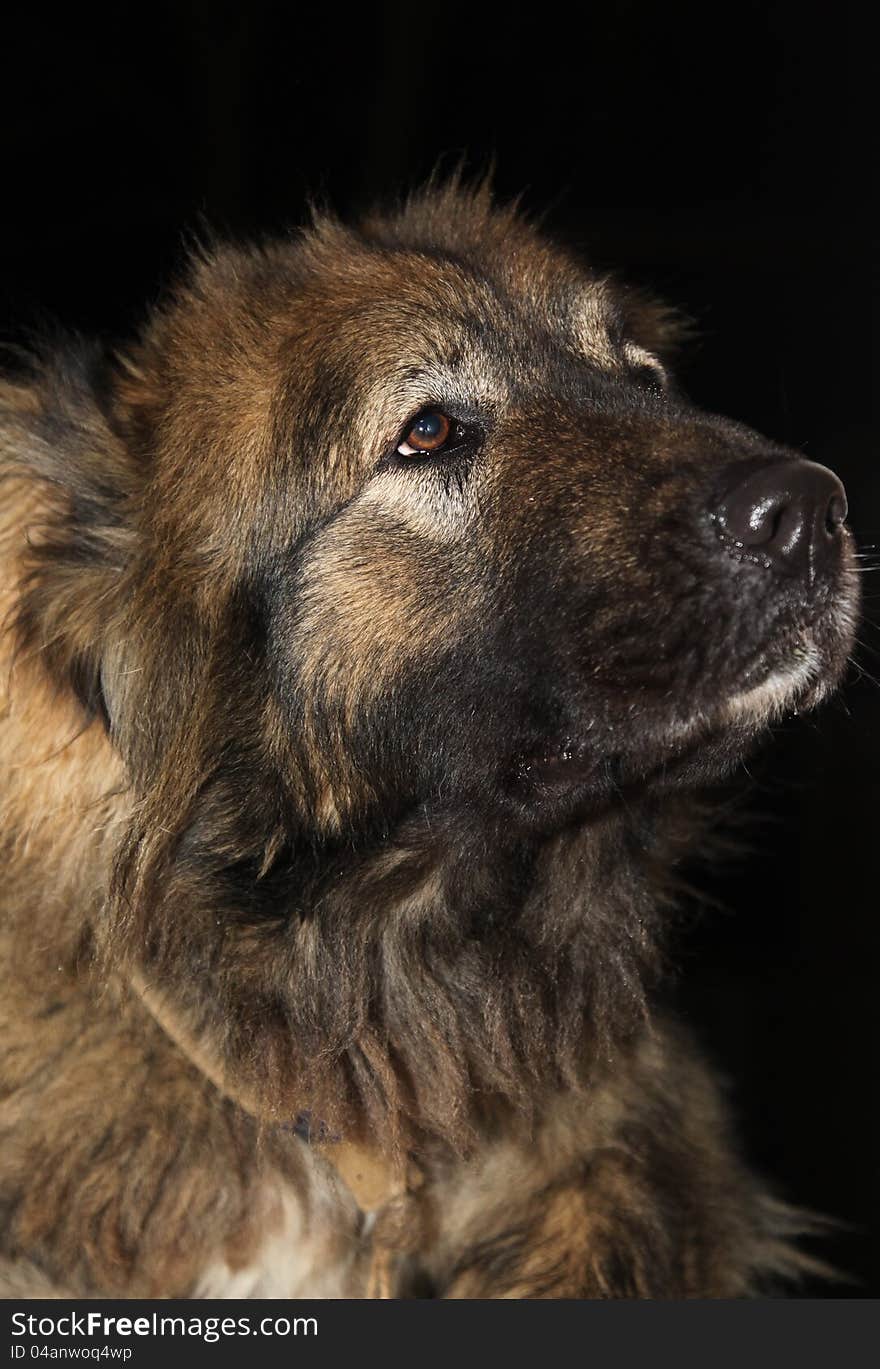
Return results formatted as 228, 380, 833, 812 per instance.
505, 629, 850, 826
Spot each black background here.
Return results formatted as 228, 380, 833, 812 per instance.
1, 2, 875, 1296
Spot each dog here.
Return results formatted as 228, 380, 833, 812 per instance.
0, 181, 858, 1298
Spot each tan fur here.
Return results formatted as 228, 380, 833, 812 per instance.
0, 184, 853, 1297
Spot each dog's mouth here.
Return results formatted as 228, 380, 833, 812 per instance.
516, 740, 602, 789
511, 624, 845, 804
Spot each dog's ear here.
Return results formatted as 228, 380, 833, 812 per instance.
619, 286, 694, 365
0, 338, 142, 728
2, 336, 280, 965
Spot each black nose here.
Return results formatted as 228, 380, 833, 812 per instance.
714, 459, 848, 580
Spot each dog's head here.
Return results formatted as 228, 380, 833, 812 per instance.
3, 182, 859, 1135
91, 182, 854, 832
261, 201, 857, 833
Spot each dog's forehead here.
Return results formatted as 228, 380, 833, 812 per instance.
316, 249, 625, 416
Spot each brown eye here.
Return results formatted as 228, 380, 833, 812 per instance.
397, 410, 452, 456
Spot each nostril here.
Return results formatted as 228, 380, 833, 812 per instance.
826, 492, 848, 534
765, 503, 784, 544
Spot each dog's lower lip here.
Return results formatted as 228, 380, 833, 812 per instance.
516, 744, 597, 787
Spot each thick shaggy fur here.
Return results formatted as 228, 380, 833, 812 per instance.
0, 183, 858, 1297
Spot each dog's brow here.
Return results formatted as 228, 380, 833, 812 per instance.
359, 356, 508, 452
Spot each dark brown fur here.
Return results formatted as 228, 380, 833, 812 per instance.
0, 181, 857, 1297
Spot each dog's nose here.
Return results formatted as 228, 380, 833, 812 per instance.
714, 459, 847, 578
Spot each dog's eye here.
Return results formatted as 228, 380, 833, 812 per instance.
397, 410, 453, 457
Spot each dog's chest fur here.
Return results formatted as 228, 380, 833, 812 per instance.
0, 930, 810, 1299
192, 1183, 362, 1299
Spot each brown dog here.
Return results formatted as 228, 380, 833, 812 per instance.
0, 182, 858, 1297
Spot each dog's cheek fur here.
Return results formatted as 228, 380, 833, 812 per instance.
265, 510, 490, 826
